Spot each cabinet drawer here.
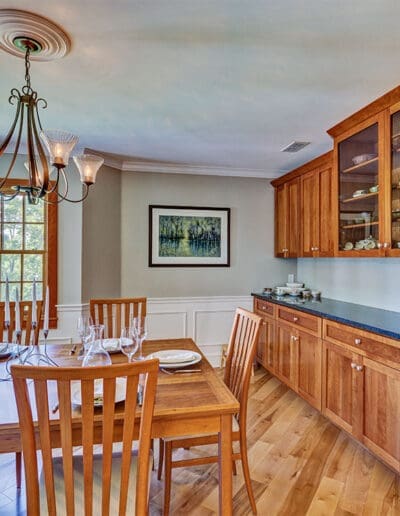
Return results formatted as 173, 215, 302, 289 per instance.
277, 306, 321, 336
324, 320, 400, 370
254, 298, 275, 317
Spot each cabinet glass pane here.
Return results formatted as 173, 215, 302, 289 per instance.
338, 123, 379, 251
391, 111, 400, 248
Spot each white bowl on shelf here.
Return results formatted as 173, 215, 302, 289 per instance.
286, 282, 304, 288
351, 153, 377, 165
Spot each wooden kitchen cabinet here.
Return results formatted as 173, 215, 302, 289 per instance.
276, 322, 322, 409
301, 163, 333, 257
274, 178, 300, 258
323, 319, 400, 471
254, 298, 276, 373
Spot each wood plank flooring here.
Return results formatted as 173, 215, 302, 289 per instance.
0, 368, 399, 515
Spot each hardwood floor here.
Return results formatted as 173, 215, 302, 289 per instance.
0, 368, 399, 515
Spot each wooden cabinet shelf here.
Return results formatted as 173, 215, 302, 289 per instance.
341, 221, 379, 230
341, 156, 378, 174
342, 192, 378, 203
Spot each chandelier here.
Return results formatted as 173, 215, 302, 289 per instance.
0, 11, 103, 204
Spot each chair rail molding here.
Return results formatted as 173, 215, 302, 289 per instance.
51, 296, 253, 366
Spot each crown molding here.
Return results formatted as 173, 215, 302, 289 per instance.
85, 148, 283, 179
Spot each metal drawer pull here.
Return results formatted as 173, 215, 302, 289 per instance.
293, 316, 299, 322
354, 338, 361, 345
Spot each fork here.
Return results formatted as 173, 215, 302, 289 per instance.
161, 368, 202, 375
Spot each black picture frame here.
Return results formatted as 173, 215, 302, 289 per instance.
149, 205, 230, 267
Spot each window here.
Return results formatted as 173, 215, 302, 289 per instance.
0, 179, 57, 327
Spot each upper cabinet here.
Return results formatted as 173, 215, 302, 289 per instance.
272, 151, 333, 258
301, 157, 333, 257
333, 113, 386, 256
274, 178, 300, 258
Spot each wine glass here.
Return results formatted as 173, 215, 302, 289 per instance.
77, 315, 93, 360
131, 316, 147, 360
119, 327, 139, 362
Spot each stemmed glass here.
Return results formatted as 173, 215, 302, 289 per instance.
131, 316, 147, 360
77, 315, 93, 360
119, 327, 139, 362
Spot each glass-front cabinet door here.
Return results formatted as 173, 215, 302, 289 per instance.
388, 106, 400, 255
337, 115, 384, 255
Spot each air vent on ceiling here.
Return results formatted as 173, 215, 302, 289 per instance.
281, 141, 311, 153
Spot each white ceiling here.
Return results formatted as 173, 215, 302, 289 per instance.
1, 1, 400, 178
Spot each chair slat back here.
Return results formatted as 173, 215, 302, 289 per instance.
90, 298, 147, 338
224, 308, 261, 423
0, 301, 43, 344
11, 359, 159, 516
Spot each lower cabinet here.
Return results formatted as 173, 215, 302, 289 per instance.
276, 323, 322, 410
256, 314, 276, 373
253, 297, 400, 473
322, 340, 400, 471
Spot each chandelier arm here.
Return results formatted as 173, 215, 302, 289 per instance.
0, 186, 22, 202
31, 102, 50, 193
0, 98, 24, 191
55, 168, 90, 203
0, 92, 22, 156
26, 98, 40, 190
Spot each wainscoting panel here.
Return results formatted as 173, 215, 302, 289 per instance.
50, 296, 253, 367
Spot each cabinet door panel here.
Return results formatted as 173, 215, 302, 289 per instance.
256, 318, 267, 366
297, 331, 322, 410
275, 184, 288, 257
318, 166, 333, 256
276, 324, 296, 388
322, 341, 355, 434
301, 172, 319, 256
287, 179, 300, 257
362, 358, 400, 470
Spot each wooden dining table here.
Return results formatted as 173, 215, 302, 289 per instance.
0, 338, 239, 515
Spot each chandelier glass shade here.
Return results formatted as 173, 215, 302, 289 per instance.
0, 38, 103, 204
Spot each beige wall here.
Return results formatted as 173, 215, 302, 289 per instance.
82, 165, 121, 302
120, 172, 295, 297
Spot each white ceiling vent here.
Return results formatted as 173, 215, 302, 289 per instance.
281, 141, 311, 153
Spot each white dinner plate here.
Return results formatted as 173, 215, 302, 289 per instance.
146, 350, 202, 369
71, 377, 127, 407
96, 338, 122, 354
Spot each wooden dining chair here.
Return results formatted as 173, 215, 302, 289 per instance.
157, 307, 261, 515
11, 359, 159, 515
1, 300, 43, 489
0, 300, 43, 345
90, 297, 147, 338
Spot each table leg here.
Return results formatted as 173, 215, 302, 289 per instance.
219, 413, 233, 515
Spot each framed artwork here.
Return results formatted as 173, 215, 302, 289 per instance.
149, 205, 230, 267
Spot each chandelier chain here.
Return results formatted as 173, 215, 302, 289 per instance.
24, 46, 31, 90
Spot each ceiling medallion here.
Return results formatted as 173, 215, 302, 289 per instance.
0, 9, 70, 61
0, 9, 103, 204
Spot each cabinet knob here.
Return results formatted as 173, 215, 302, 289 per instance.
383, 242, 390, 249
377, 242, 383, 249
282, 248, 288, 253
293, 316, 299, 322
356, 365, 364, 372
354, 338, 361, 345
310, 247, 315, 251
351, 362, 357, 369
292, 336, 299, 341
314, 246, 319, 251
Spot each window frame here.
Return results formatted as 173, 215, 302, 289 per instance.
0, 179, 58, 329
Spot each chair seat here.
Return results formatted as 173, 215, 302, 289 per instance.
40, 450, 152, 513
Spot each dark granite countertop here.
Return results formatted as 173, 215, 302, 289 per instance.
251, 293, 400, 341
